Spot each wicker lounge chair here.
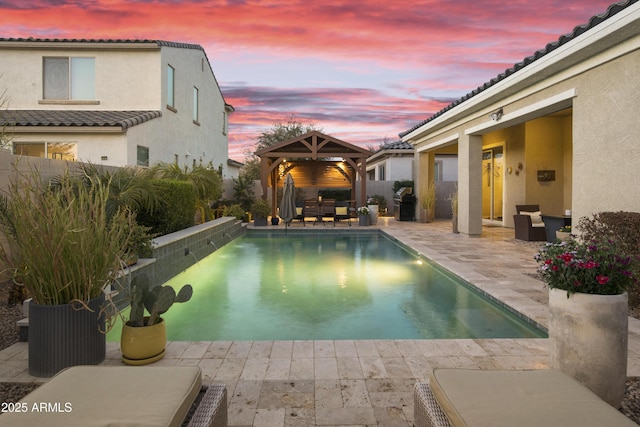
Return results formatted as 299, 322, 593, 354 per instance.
0, 365, 227, 427
414, 368, 636, 427
513, 204, 547, 241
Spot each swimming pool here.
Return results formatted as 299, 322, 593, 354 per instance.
108, 232, 545, 341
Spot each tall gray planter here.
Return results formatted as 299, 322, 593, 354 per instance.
29, 293, 106, 377
549, 288, 628, 408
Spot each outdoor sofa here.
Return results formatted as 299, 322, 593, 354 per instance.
0, 365, 227, 427
414, 368, 636, 427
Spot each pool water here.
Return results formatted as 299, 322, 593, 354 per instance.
108, 233, 545, 341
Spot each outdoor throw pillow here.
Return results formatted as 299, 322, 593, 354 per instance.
520, 210, 543, 225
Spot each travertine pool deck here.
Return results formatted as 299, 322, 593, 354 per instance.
2, 218, 639, 426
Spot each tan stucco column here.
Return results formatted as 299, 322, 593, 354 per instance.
417, 151, 435, 221
458, 134, 483, 235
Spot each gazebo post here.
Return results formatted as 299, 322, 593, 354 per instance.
270, 169, 278, 218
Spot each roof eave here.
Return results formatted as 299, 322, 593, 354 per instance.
401, 0, 640, 142
7, 126, 125, 134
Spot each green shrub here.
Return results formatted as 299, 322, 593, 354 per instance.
137, 180, 196, 235
577, 211, 640, 307
369, 195, 387, 214
318, 189, 351, 201
223, 204, 246, 221
393, 180, 414, 193
251, 199, 271, 218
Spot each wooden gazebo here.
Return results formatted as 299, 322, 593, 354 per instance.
255, 131, 372, 216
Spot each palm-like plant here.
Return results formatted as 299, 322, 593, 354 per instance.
79, 164, 162, 219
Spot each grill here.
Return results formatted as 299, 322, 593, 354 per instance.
394, 187, 416, 221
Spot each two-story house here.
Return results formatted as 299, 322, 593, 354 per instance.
0, 38, 233, 172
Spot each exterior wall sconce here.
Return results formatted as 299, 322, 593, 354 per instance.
490, 108, 503, 121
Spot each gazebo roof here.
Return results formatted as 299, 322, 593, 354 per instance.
255, 131, 372, 210
255, 130, 371, 159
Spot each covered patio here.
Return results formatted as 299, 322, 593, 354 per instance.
254, 131, 372, 217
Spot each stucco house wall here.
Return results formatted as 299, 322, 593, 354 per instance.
402, 2, 640, 235
0, 39, 232, 174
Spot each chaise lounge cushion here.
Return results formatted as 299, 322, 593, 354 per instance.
0, 365, 202, 427
429, 368, 636, 427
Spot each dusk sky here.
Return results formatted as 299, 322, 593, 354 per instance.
0, 0, 617, 161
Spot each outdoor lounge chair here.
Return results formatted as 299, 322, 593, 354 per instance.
334, 202, 351, 226
414, 368, 636, 427
302, 199, 320, 225
0, 365, 227, 427
513, 204, 547, 241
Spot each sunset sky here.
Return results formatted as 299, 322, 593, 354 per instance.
0, 0, 617, 161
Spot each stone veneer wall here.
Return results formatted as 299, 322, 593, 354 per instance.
150, 217, 245, 285
113, 217, 245, 308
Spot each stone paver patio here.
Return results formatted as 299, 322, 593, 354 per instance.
2, 218, 639, 426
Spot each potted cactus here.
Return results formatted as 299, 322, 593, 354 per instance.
120, 274, 192, 365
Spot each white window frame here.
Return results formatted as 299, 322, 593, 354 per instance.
193, 86, 199, 124
43, 57, 95, 101
137, 145, 150, 167
167, 64, 176, 111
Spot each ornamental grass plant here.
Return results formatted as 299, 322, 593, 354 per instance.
0, 167, 132, 306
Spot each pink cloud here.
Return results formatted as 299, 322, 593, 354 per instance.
0, 0, 616, 161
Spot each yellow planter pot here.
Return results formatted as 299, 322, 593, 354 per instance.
120, 317, 166, 365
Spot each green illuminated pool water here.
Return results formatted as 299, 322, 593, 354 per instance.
108, 233, 545, 341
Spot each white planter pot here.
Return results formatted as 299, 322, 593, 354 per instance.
368, 204, 378, 225
549, 288, 628, 408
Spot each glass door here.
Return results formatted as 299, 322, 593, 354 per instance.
481, 146, 503, 222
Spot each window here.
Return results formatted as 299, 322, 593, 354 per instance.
137, 145, 149, 167
434, 160, 443, 181
13, 141, 77, 161
43, 57, 95, 100
378, 164, 386, 181
193, 86, 199, 123
222, 111, 228, 135
167, 65, 175, 110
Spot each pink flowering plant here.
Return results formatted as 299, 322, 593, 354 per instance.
535, 237, 637, 296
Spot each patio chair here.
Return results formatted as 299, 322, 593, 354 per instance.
319, 199, 336, 225
303, 199, 320, 225
334, 202, 351, 226
0, 365, 228, 427
294, 204, 305, 225
513, 204, 547, 241
414, 368, 636, 427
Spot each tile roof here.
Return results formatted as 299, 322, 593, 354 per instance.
0, 37, 204, 52
378, 140, 413, 152
399, 0, 638, 138
0, 110, 162, 130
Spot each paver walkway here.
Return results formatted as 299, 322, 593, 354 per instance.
2, 218, 639, 426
